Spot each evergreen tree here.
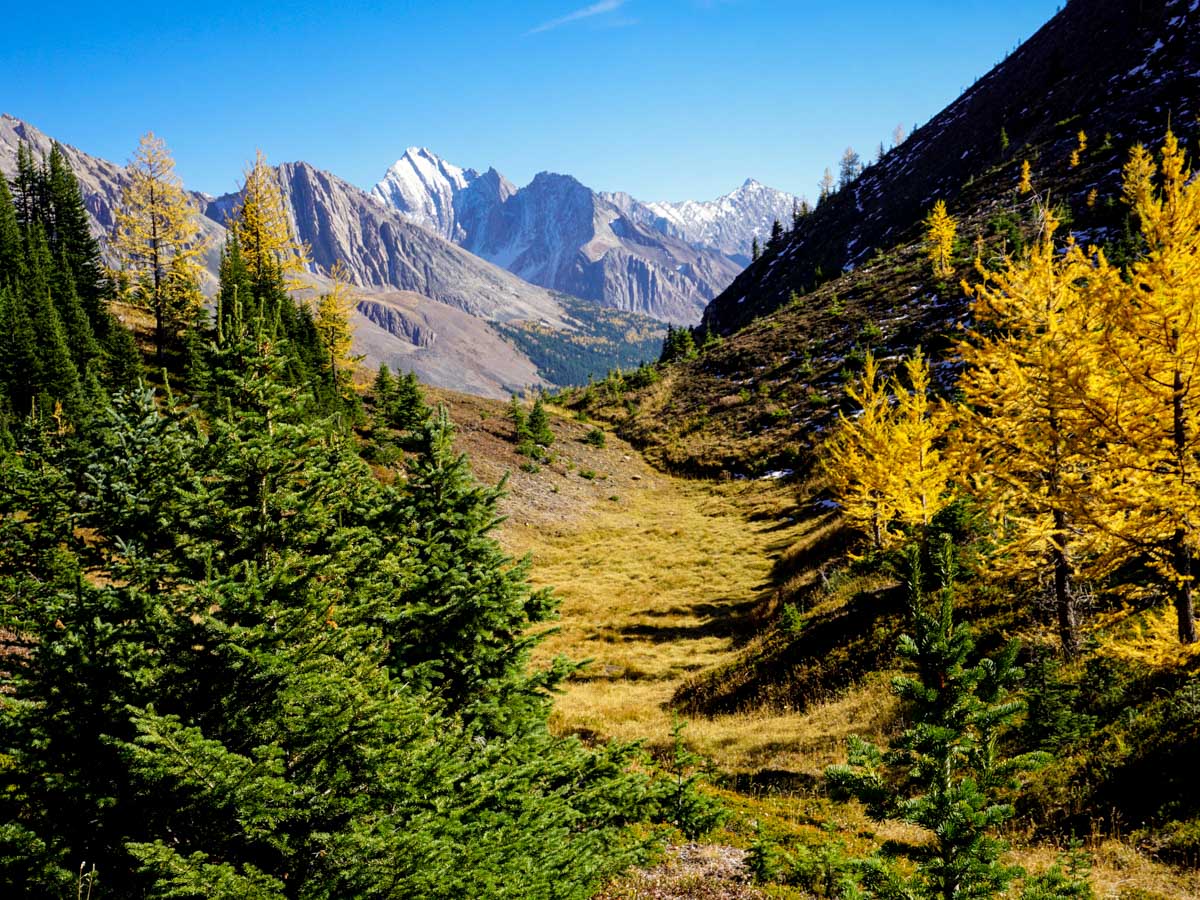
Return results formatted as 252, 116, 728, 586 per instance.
509, 394, 530, 446
372, 361, 396, 406
751, 235, 760, 261
528, 396, 554, 447
46, 144, 108, 331
838, 146, 863, 189
827, 541, 1049, 900
0, 178, 22, 282
392, 371, 430, 431
768, 218, 785, 251
659, 325, 697, 364
0, 373, 661, 897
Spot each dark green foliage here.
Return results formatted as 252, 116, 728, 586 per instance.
768, 218, 786, 251
492, 297, 663, 388
528, 396, 554, 447
747, 825, 912, 898
654, 718, 728, 840
1019, 844, 1095, 900
0, 338, 662, 896
0, 142, 135, 428
659, 324, 697, 364
372, 364, 430, 434
1021, 650, 1095, 753
826, 540, 1049, 900
583, 427, 607, 448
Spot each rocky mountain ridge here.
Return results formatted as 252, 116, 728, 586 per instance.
371, 150, 801, 324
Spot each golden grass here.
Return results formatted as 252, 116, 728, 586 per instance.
508, 476, 902, 774
502, 460, 1200, 898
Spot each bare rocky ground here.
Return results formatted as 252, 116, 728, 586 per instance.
595, 844, 766, 900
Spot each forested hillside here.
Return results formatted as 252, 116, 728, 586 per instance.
0, 137, 713, 898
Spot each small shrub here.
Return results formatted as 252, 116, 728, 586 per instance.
579, 468, 597, 480
583, 428, 607, 448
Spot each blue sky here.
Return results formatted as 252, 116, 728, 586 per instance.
5, 0, 1061, 202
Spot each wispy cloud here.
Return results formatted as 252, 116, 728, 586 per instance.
527, 0, 627, 35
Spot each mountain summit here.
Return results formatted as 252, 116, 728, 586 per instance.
372, 154, 802, 324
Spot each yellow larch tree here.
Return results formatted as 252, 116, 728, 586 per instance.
110, 132, 207, 364
954, 208, 1114, 657
924, 200, 957, 279
313, 261, 361, 396
1018, 159, 1033, 194
1078, 132, 1200, 644
1069, 130, 1087, 167
822, 349, 953, 550
229, 150, 310, 287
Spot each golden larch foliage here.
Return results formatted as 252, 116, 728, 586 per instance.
1069, 130, 1087, 167
1074, 132, 1200, 643
955, 210, 1115, 655
110, 132, 207, 360
230, 150, 311, 286
313, 261, 362, 394
821, 349, 953, 550
924, 200, 957, 279
1018, 159, 1033, 194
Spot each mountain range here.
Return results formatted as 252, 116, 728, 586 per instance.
371, 148, 800, 323
0, 113, 800, 396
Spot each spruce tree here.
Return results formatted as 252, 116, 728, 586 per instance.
528, 395, 554, 447
46, 144, 108, 330
827, 541, 1049, 900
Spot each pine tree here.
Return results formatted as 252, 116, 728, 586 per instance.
110, 132, 206, 364
822, 350, 953, 550
768, 218, 785, 250
388, 370, 430, 432
45, 144, 108, 330
0, 177, 22, 282
955, 210, 1109, 657
791, 198, 805, 231
925, 199, 958, 279
827, 541, 1049, 900
373, 361, 395, 407
0, 372, 661, 897
751, 236, 760, 261
528, 395, 555, 447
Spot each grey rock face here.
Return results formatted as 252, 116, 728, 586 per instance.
372, 153, 753, 326
205, 161, 570, 328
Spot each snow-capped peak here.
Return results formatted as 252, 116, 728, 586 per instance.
371, 148, 478, 240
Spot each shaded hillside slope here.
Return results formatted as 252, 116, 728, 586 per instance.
704, 0, 1200, 335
